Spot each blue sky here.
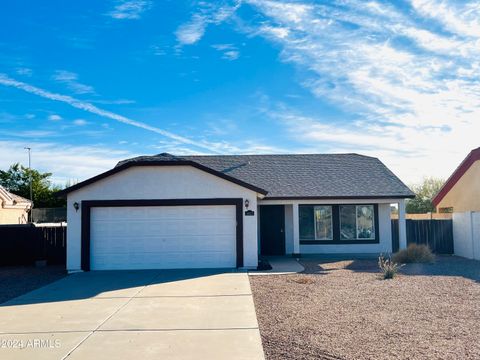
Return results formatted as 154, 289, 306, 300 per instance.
1, 0, 479, 185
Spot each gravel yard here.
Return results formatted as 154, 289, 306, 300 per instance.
250, 256, 480, 360
0, 265, 66, 304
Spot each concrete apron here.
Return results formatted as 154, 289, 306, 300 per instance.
0, 269, 265, 360
249, 256, 305, 276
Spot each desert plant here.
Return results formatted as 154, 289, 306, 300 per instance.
392, 244, 435, 264
378, 254, 401, 279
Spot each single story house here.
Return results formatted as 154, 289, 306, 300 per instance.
59, 153, 414, 272
0, 185, 31, 224
432, 147, 480, 213
433, 147, 480, 260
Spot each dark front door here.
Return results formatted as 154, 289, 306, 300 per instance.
260, 205, 285, 255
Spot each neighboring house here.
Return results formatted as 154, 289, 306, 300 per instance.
433, 147, 480, 260
0, 185, 32, 224
59, 153, 414, 272
432, 147, 480, 213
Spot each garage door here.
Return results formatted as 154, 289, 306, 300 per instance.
90, 205, 237, 270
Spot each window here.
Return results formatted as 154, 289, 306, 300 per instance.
299, 205, 314, 239
339, 205, 356, 240
299, 204, 377, 243
340, 205, 375, 240
314, 206, 333, 240
299, 205, 333, 240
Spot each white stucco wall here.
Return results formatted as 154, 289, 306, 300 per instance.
67, 165, 259, 271
452, 211, 480, 260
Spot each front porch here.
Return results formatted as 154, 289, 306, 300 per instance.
257, 199, 407, 257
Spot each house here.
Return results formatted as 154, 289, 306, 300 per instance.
432, 147, 480, 213
0, 185, 32, 224
433, 147, 480, 260
59, 153, 414, 272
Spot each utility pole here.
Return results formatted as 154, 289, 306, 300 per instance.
24, 147, 33, 210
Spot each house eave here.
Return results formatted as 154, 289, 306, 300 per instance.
263, 195, 415, 201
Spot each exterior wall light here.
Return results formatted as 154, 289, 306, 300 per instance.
73, 202, 80, 212
244, 199, 250, 209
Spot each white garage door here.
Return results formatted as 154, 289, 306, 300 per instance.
90, 205, 237, 270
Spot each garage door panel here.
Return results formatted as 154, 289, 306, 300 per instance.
90, 205, 237, 270
92, 252, 234, 270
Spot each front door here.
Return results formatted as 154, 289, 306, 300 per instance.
260, 205, 285, 255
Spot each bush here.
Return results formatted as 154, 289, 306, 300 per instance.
378, 254, 401, 279
392, 244, 435, 264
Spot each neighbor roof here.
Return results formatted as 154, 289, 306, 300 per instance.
115, 153, 414, 199
432, 147, 480, 207
0, 185, 32, 208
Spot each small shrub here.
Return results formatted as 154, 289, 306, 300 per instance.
392, 244, 435, 264
378, 254, 401, 279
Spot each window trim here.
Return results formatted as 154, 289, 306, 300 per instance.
299, 203, 379, 245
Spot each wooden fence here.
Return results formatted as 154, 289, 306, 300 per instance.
0, 223, 66, 266
391, 219, 453, 254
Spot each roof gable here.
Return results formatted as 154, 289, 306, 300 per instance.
0, 185, 31, 208
58, 155, 268, 196
432, 147, 480, 207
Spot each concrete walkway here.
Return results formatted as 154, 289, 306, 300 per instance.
0, 270, 264, 360
249, 256, 304, 276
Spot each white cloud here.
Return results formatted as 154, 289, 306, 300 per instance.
0, 74, 237, 154
211, 44, 240, 60
16, 67, 33, 77
89, 98, 136, 105
175, 15, 207, 45
0, 140, 134, 184
175, 2, 240, 45
411, 0, 480, 38
73, 119, 87, 126
52, 70, 95, 95
247, 0, 313, 24
107, 0, 152, 20
48, 114, 62, 121
223, 50, 240, 60
0, 130, 58, 138
259, 26, 289, 39
227, 0, 480, 182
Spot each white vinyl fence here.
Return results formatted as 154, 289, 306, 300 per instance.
452, 212, 480, 260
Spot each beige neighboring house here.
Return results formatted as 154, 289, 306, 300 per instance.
0, 185, 32, 224
433, 147, 480, 212
433, 147, 480, 260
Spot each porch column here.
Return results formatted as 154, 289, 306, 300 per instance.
398, 199, 407, 250
292, 203, 300, 256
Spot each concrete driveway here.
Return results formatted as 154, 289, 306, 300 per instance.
0, 269, 264, 360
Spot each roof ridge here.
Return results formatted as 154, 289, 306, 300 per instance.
183, 152, 373, 157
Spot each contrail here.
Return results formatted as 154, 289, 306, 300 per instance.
0, 74, 218, 153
